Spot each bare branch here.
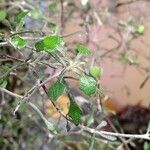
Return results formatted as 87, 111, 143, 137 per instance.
81, 125, 150, 141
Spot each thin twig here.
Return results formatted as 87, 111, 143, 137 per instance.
9, 30, 41, 37
41, 79, 73, 123
0, 87, 22, 98
81, 125, 150, 141
0, 62, 26, 79
106, 118, 130, 150
1, 87, 150, 140
0, 54, 24, 62
0, 42, 8, 46
0, 87, 57, 134
62, 30, 85, 38
60, 0, 64, 34
28, 102, 57, 134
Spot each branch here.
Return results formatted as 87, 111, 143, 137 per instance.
100, 131, 150, 140
0, 42, 8, 47
0, 87, 57, 134
81, 125, 150, 141
28, 102, 57, 134
1, 87, 150, 140
0, 87, 22, 98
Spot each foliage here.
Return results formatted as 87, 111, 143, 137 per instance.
68, 100, 82, 125
0, 0, 150, 149
35, 35, 64, 52
48, 80, 66, 101
10, 36, 27, 49
76, 43, 91, 56
16, 11, 29, 23
90, 66, 103, 78
0, 9, 7, 21
79, 75, 97, 96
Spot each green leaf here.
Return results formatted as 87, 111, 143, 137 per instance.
76, 43, 91, 56
103, 144, 109, 150
35, 40, 44, 51
47, 22, 57, 32
136, 24, 145, 34
68, 100, 82, 125
118, 54, 129, 63
48, 80, 66, 101
79, 75, 97, 96
10, 36, 27, 49
49, 2, 57, 12
143, 142, 150, 150
16, 20, 25, 31
35, 35, 64, 52
16, 11, 29, 23
0, 77, 7, 88
0, 9, 7, 21
30, 9, 43, 19
90, 66, 103, 78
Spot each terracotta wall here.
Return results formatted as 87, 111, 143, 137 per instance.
63, 0, 150, 107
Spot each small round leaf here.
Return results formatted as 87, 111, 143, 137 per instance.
10, 36, 27, 49
136, 25, 145, 34
30, 9, 43, 19
35, 35, 64, 52
48, 81, 66, 101
76, 43, 91, 56
49, 2, 57, 12
16, 11, 29, 23
0, 9, 7, 21
90, 66, 103, 78
79, 75, 97, 96
68, 100, 82, 125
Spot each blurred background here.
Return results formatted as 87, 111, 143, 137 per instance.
61, 0, 150, 107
